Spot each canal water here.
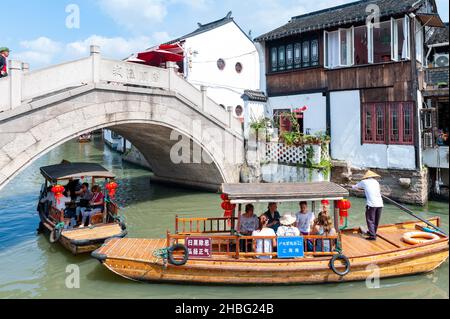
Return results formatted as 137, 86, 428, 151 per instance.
0, 135, 448, 299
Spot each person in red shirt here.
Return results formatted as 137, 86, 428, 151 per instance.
0, 47, 9, 78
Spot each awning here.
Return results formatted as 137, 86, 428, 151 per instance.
133, 43, 184, 67
416, 13, 446, 28
40, 162, 115, 182
221, 182, 349, 204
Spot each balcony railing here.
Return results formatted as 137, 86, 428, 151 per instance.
424, 67, 449, 88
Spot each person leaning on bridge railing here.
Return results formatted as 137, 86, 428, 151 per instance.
0, 47, 9, 78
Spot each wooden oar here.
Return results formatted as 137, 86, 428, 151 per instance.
381, 195, 448, 237
340, 183, 448, 237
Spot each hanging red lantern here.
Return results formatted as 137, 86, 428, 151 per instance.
220, 193, 229, 201
106, 181, 118, 199
51, 185, 65, 204
321, 199, 330, 206
337, 199, 352, 226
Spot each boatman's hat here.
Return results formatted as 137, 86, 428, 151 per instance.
0, 47, 10, 53
362, 170, 381, 180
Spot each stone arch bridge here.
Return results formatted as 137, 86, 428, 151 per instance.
0, 46, 244, 191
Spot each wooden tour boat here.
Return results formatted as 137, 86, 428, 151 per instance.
92, 182, 448, 285
37, 162, 127, 255
78, 133, 92, 143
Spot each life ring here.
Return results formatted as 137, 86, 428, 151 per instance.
49, 228, 62, 243
167, 244, 189, 266
402, 231, 440, 245
329, 254, 351, 276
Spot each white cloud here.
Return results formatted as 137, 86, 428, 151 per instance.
13, 33, 173, 70
14, 37, 63, 66
98, 0, 168, 32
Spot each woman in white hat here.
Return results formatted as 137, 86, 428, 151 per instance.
276, 214, 300, 237
352, 170, 384, 241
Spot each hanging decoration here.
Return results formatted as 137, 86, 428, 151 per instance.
337, 199, 352, 229
220, 194, 235, 226
51, 185, 65, 204
106, 181, 119, 199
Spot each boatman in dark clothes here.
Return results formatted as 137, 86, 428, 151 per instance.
0, 47, 9, 78
352, 170, 384, 241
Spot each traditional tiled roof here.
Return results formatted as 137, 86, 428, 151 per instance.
242, 90, 268, 102
255, 0, 426, 42
427, 23, 449, 45
164, 12, 241, 45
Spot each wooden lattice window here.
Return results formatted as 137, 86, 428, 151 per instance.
363, 102, 414, 145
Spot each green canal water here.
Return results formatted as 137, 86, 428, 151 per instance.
0, 136, 448, 299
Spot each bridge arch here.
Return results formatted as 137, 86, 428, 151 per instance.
0, 82, 243, 191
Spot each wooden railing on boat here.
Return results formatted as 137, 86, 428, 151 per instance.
175, 216, 238, 235
167, 232, 338, 259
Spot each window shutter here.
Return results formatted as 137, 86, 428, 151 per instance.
391, 17, 398, 61
368, 24, 374, 64
404, 15, 411, 60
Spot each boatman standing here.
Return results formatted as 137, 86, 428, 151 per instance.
352, 170, 383, 241
0, 47, 9, 78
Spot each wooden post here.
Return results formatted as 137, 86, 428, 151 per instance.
235, 203, 242, 234
334, 200, 339, 234
175, 215, 179, 234
166, 230, 171, 248
312, 201, 316, 214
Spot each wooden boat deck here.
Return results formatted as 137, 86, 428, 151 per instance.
96, 238, 167, 263
62, 224, 123, 241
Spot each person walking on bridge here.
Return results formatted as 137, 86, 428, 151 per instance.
352, 170, 383, 241
0, 47, 10, 78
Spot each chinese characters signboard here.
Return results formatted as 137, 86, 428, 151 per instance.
185, 237, 212, 259
277, 237, 304, 259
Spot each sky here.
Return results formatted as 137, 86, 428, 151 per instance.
2, 0, 449, 70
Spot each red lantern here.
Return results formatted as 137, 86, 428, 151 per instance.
337, 199, 352, 226
321, 199, 330, 206
220, 193, 229, 201
51, 185, 65, 204
106, 181, 118, 199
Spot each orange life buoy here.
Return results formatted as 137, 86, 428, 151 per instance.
402, 231, 440, 245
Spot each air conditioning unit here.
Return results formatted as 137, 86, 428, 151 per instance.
434, 54, 449, 67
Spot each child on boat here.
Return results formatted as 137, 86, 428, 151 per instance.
252, 215, 276, 259
312, 212, 337, 252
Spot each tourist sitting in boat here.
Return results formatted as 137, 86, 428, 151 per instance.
312, 212, 337, 252
252, 215, 276, 259
277, 214, 300, 237
239, 204, 259, 252
79, 185, 104, 228
295, 201, 315, 235
263, 202, 281, 232
75, 182, 93, 220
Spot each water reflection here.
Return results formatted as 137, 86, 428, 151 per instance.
0, 136, 448, 299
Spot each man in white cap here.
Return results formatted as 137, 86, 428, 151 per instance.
352, 170, 383, 241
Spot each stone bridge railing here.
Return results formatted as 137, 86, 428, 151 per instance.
0, 45, 241, 135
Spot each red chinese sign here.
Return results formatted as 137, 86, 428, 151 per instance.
185, 237, 212, 259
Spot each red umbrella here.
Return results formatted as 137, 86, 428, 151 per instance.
135, 43, 184, 66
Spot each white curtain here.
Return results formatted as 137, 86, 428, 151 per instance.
327, 31, 340, 68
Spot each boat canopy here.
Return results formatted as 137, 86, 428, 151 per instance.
222, 182, 349, 204
40, 162, 115, 182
